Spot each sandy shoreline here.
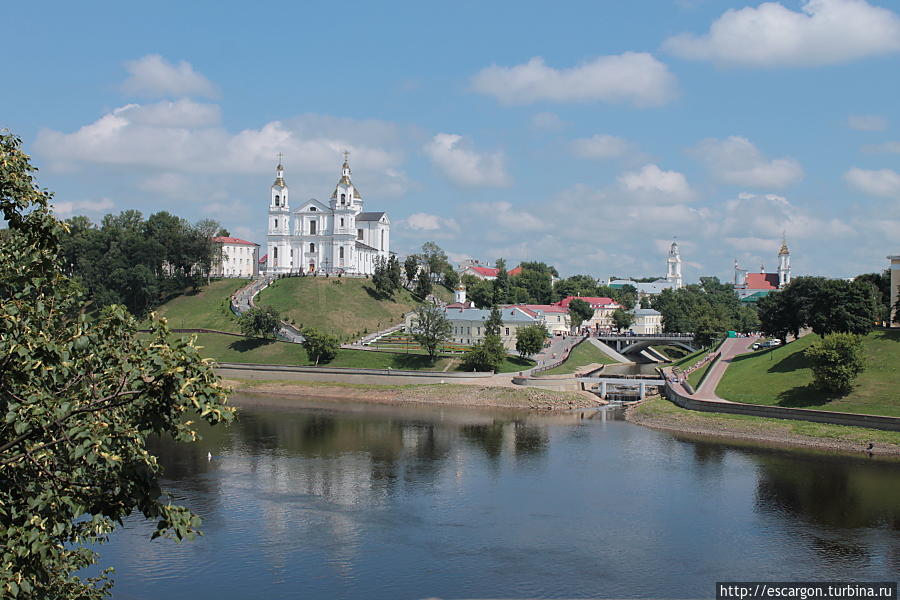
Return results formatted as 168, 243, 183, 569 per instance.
222, 379, 602, 412
625, 398, 900, 458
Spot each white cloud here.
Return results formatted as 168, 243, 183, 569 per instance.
617, 164, 694, 202
470, 53, 678, 107
862, 141, 900, 153
663, 0, 900, 67
467, 201, 544, 231
571, 134, 638, 160
844, 167, 900, 197
122, 54, 218, 98
689, 136, 804, 188
530, 112, 565, 131
848, 114, 888, 131
423, 133, 510, 187
717, 192, 855, 240
34, 105, 407, 190
401, 212, 460, 233
52, 198, 114, 218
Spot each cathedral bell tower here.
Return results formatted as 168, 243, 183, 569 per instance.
778, 236, 791, 288
267, 156, 291, 273
666, 240, 683, 289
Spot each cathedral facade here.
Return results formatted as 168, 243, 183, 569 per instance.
265, 156, 390, 275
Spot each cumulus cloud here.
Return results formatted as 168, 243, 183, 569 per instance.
848, 114, 888, 131
51, 198, 114, 218
34, 104, 407, 188
844, 167, 900, 197
617, 164, 694, 202
689, 136, 804, 188
467, 201, 544, 231
718, 192, 854, 240
571, 134, 638, 160
401, 212, 460, 233
663, 0, 900, 67
470, 53, 678, 107
122, 54, 218, 98
423, 133, 510, 187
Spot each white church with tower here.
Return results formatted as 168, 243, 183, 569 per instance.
265, 153, 391, 275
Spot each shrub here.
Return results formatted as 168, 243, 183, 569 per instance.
804, 333, 865, 394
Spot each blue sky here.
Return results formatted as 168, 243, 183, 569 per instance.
4, 0, 900, 282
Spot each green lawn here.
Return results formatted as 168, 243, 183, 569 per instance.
672, 347, 707, 370
148, 278, 246, 331
632, 396, 900, 447
184, 333, 452, 371
651, 345, 691, 361
688, 358, 714, 390
537, 340, 618, 376
716, 330, 900, 417
256, 277, 452, 341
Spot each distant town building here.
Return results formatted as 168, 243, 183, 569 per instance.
511, 304, 570, 335
734, 238, 792, 302
889, 254, 900, 326
604, 239, 683, 298
211, 236, 259, 278
265, 155, 390, 275
628, 307, 663, 335
460, 263, 522, 280
408, 305, 540, 350
556, 296, 624, 332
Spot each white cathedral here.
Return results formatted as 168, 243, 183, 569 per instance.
265, 154, 391, 275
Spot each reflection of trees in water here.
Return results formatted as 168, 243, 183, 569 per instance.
754, 455, 900, 530
459, 420, 549, 461
690, 441, 727, 466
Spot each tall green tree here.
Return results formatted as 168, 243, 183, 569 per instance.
493, 258, 510, 304
403, 254, 419, 288
414, 268, 433, 299
461, 334, 507, 372
410, 303, 451, 360
1, 133, 234, 599
301, 328, 339, 364
805, 333, 865, 394
387, 255, 402, 292
485, 305, 503, 336
421, 241, 449, 281
516, 323, 547, 358
611, 308, 635, 332
238, 305, 281, 339
568, 298, 594, 331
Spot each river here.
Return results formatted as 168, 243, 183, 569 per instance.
100, 395, 900, 599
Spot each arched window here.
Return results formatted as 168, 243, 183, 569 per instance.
310, 207, 317, 211
274, 247, 278, 259
309, 243, 315, 253
274, 219, 278, 228
341, 193, 346, 203
274, 195, 280, 206
339, 247, 344, 259
340, 218, 344, 227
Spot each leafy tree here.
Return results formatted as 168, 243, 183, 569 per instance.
1, 132, 234, 599
617, 284, 638, 310
301, 328, 339, 364
387, 254, 402, 293
485, 305, 503, 336
410, 303, 451, 360
442, 266, 459, 290
512, 262, 555, 304
461, 334, 506, 372
568, 298, 594, 331
805, 333, 865, 394
403, 254, 419, 288
238, 305, 281, 339
371, 255, 394, 297
421, 241, 449, 281
414, 268, 433, 299
554, 275, 599, 300
692, 315, 725, 348
611, 308, 635, 332
639, 296, 652, 309
854, 270, 891, 323
467, 279, 495, 308
516, 323, 547, 358
493, 258, 510, 304
807, 279, 877, 337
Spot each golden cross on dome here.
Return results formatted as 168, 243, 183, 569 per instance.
343, 150, 350, 162
277, 152, 283, 165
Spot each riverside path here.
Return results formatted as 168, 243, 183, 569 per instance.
668, 336, 758, 401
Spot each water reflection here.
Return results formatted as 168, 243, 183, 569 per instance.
97, 395, 899, 600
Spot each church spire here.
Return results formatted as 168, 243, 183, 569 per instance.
273, 153, 286, 188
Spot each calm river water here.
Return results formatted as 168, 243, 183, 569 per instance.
100, 395, 900, 600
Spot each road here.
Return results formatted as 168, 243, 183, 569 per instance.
669, 336, 758, 401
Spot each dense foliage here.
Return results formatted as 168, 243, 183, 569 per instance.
652, 277, 759, 336
59, 211, 222, 318
805, 333, 865, 394
301, 328, 339, 364
515, 323, 547, 358
410, 303, 451, 360
611, 308, 635, 332
461, 334, 507, 372
372, 255, 402, 297
0, 133, 234, 599
238, 305, 281, 339
757, 276, 878, 343
568, 298, 594, 330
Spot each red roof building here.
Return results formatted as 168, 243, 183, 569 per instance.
212, 236, 259, 246
743, 272, 779, 291
461, 265, 522, 280
556, 296, 622, 310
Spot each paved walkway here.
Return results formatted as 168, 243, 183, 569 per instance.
667, 336, 758, 401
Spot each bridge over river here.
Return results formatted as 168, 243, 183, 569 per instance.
595, 333, 696, 354
577, 375, 667, 400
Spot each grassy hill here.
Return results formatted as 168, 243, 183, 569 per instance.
148, 278, 246, 331
716, 330, 900, 417
256, 277, 452, 341
537, 340, 617, 376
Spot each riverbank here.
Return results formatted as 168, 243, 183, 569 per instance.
626, 396, 900, 457
222, 379, 601, 411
